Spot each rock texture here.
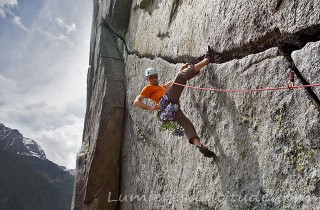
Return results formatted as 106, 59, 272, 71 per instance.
71, 1, 126, 209
73, 0, 320, 209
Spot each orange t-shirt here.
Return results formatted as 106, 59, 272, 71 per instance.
140, 85, 167, 103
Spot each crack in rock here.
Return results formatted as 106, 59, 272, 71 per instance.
120, 24, 320, 66
106, 20, 320, 107
169, 0, 181, 26
274, 0, 285, 12
287, 62, 320, 108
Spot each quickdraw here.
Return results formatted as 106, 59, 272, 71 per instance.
288, 70, 295, 90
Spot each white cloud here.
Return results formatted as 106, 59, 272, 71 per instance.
0, 74, 16, 88
55, 17, 77, 34
0, 99, 85, 169
0, 0, 92, 169
29, 17, 78, 46
0, 74, 17, 102
0, 9, 5, 18
0, 0, 17, 9
0, 0, 17, 18
30, 114, 84, 169
12, 15, 27, 31
0, 0, 28, 30
31, 28, 75, 47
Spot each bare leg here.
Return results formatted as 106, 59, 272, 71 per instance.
168, 47, 216, 158
166, 57, 209, 103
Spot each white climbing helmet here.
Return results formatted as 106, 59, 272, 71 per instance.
145, 67, 157, 77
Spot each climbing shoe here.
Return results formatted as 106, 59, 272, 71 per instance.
197, 144, 216, 158
204, 45, 214, 62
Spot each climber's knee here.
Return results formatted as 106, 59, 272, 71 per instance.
189, 136, 200, 144
179, 65, 199, 81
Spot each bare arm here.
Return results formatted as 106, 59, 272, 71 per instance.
133, 95, 159, 111
180, 63, 190, 71
164, 81, 173, 89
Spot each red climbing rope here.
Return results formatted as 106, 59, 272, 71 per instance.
173, 82, 320, 93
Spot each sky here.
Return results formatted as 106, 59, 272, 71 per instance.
0, 0, 93, 169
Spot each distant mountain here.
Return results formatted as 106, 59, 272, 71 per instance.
0, 123, 75, 210
0, 123, 46, 159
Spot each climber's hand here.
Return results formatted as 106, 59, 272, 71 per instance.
180, 63, 191, 72
150, 104, 160, 111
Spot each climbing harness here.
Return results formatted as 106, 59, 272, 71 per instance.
158, 94, 185, 136
159, 94, 179, 121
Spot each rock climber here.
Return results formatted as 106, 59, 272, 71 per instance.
133, 46, 216, 158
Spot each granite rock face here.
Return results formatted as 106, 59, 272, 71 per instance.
292, 42, 320, 98
73, 0, 320, 209
72, 1, 126, 209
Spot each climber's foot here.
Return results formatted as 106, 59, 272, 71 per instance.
204, 45, 214, 62
197, 144, 216, 159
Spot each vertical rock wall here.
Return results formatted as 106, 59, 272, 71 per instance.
72, 0, 128, 209
73, 0, 320, 209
